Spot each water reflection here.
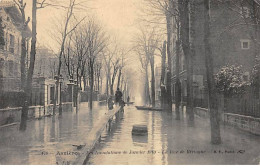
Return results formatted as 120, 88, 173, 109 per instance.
0, 102, 108, 165
1, 103, 259, 165
132, 135, 148, 145
86, 106, 166, 165
87, 106, 260, 165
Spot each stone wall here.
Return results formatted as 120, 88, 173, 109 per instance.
0, 103, 73, 126
195, 107, 260, 136
223, 113, 260, 136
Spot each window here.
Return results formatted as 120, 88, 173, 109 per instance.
9, 34, 14, 53
240, 40, 250, 50
8, 60, 13, 76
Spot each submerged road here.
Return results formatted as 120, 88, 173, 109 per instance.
0, 103, 259, 165
0, 102, 120, 165
86, 105, 260, 165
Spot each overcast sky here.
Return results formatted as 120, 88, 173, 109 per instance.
22, 0, 164, 100
23, 0, 142, 51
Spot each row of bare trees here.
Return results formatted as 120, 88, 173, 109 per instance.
103, 41, 130, 97
15, 0, 50, 131
16, 0, 116, 130
133, 27, 160, 108
61, 17, 108, 110
138, 0, 221, 144
56, 13, 131, 111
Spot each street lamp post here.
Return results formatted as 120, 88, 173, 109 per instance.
59, 75, 64, 115
54, 75, 59, 115
74, 80, 78, 108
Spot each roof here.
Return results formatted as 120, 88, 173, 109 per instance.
0, 1, 31, 38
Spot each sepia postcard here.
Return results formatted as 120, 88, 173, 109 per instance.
0, 0, 259, 165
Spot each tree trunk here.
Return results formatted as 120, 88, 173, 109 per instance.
83, 75, 87, 91
203, 0, 221, 144
89, 61, 94, 110
97, 75, 100, 92
79, 75, 82, 90
20, 0, 37, 131
106, 73, 109, 96
111, 68, 117, 95
110, 83, 113, 96
107, 61, 112, 95
18, 0, 28, 91
166, 9, 172, 112
21, 36, 26, 90
145, 68, 150, 105
124, 82, 127, 101
178, 0, 194, 122
189, 0, 196, 121
120, 75, 124, 91
117, 68, 122, 90
161, 41, 167, 109
150, 55, 156, 107
175, 39, 181, 120
100, 77, 102, 93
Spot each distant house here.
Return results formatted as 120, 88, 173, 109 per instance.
171, 0, 260, 104
0, 1, 31, 92
34, 46, 58, 79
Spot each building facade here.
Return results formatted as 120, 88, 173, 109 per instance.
0, 1, 31, 92
34, 46, 58, 79
171, 0, 260, 104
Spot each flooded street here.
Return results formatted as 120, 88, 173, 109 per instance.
0, 102, 108, 165
0, 103, 259, 165
87, 105, 260, 165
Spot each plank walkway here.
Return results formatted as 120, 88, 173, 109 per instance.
72, 106, 123, 165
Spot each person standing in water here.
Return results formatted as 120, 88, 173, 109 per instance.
115, 88, 123, 104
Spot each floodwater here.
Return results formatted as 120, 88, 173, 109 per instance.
0, 103, 259, 165
0, 102, 108, 165
86, 105, 260, 165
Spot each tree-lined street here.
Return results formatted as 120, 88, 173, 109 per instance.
0, 104, 259, 165
0, 0, 259, 165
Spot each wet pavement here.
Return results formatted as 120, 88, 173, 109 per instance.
86, 105, 260, 165
0, 102, 110, 165
0, 103, 259, 165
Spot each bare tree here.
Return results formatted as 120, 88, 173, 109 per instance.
52, 0, 86, 115
102, 51, 113, 96
160, 41, 167, 109
115, 48, 132, 94
84, 18, 107, 109
178, 0, 195, 123
140, 0, 179, 111
103, 41, 121, 96
133, 26, 161, 107
116, 49, 125, 90
203, 0, 221, 144
18, 0, 89, 130
110, 58, 120, 95
174, 14, 181, 120
137, 50, 151, 105
13, 0, 30, 91
20, 0, 37, 131
94, 61, 102, 92
63, 35, 76, 79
